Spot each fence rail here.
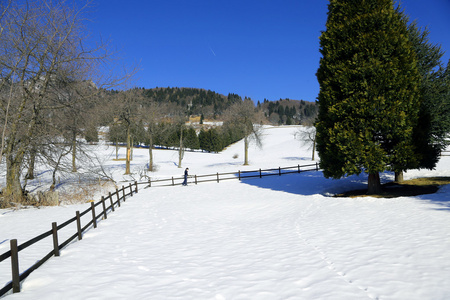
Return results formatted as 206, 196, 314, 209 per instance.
142, 162, 320, 188
0, 182, 138, 297
441, 151, 450, 156
0, 162, 320, 297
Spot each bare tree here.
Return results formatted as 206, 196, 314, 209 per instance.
144, 102, 167, 171
106, 89, 144, 175
0, 0, 129, 204
0, 1, 12, 165
166, 114, 188, 169
294, 125, 316, 160
224, 99, 264, 165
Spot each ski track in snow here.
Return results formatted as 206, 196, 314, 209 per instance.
293, 203, 377, 300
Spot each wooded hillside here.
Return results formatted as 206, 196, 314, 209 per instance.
106, 87, 318, 125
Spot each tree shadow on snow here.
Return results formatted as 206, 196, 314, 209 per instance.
282, 156, 314, 161
239, 171, 372, 196
416, 185, 450, 211
239, 170, 450, 212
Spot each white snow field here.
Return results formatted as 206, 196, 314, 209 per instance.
1, 125, 450, 299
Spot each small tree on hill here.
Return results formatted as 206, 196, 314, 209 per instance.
316, 0, 421, 194
144, 102, 166, 171
295, 126, 316, 161
224, 99, 264, 165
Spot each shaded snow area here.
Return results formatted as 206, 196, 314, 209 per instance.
1, 126, 450, 299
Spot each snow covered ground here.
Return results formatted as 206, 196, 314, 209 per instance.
1, 125, 450, 299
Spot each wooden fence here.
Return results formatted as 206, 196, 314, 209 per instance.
441, 151, 450, 156
0, 162, 320, 297
142, 162, 320, 187
0, 182, 138, 297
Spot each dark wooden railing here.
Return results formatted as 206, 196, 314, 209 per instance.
0, 182, 138, 297
441, 151, 450, 156
142, 162, 320, 187
0, 162, 320, 297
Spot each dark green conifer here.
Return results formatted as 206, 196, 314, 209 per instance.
406, 19, 450, 172
316, 0, 421, 194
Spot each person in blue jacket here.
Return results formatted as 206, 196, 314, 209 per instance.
182, 168, 189, 186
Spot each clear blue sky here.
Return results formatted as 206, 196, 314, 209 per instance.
87, 0, 450, 103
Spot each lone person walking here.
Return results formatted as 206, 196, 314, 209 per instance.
182, 168, 189, 186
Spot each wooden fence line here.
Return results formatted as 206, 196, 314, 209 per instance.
140, 162, 320, 188
441, 151, 450, 156
0, 182, 138, 297
0, 162, 320, 297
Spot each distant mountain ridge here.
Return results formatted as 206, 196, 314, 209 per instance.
141, 87, 241, 116
124, 86, 318, 125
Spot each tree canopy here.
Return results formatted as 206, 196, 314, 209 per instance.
316, 0, 422, 194
405, 18, 450, 171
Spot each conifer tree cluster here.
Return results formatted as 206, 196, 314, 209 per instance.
108, 122, 248, 154
260, 99, 318, 125
316, 0, 422, 193
142, 87, 242, 116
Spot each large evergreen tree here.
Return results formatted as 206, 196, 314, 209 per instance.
316, 0, 421, 194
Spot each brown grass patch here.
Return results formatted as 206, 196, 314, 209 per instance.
335, 177, 450, 198
58, 180, 115, 205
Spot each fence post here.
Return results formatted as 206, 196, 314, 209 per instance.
217, 172, 219, 183
109, 192, 114, 212
239, 170, 241, 180
116, 188, 120, 207
76, 211, 82, 240
259, 169, 262, 178
91, 202, 97, 228
122, 185, 126, 202
135, 181, 138, 193
148, 178, 151, 187
298, 164, 300, 173
52, 222, 60, 257
10, 239, 20, 293
129, 183, 133, 196
172, 177, 174, 186
195, 175, 197, 185
316, 162, 319, 171
101, 196, 107, 220
279, 167, 281, 176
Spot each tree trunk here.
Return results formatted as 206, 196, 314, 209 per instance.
312, 134, 316, 161
25, 148, 36, 180
125, 125, 131, 174
367, 172, 381, 194
244, 135, 249, 165
50, 165, 58, 192
178, 127, 183, 168
50, 146, 71, 192
394, 171, 404, 183
115, 139, 119, 160
5, 154, 24, 203
71, 135, 77, 172
148, 135, 153, 171
131, 137, 134, 160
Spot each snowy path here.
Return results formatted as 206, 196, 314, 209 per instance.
5, 177, 450, 299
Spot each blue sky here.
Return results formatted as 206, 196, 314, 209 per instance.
88, 0, 450, 103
